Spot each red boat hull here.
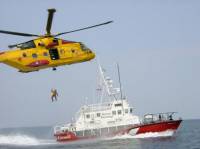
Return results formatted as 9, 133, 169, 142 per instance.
134, 120, 182, 135
54, 119, 182, 142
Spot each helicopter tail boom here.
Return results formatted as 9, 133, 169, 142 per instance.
0, 52, 6, 62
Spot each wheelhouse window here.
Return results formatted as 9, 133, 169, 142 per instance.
97, 113, 101, 117
115, 103, 122, 107
130, 108, 133, 113
32, 53, 37, 58
86, 114, 90, 119
118, 110, 122, 115
112, 111, 116, 115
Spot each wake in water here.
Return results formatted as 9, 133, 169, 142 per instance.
0, 131, 174, 146
132, 130, 174, 138
0, 134, 56, 146
105, 130, 174, 140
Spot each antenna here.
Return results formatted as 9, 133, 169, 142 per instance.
117, 63, 123, 100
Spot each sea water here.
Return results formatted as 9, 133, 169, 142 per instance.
0, 120, 199, 149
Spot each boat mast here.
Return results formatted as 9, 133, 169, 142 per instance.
98, 63, 117, 100
117, 63, 123, 100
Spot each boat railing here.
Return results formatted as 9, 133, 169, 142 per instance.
142, 112, 178, 124
80, 102, 112, 113
54, 125, 69, 134
54, 122, 76, 134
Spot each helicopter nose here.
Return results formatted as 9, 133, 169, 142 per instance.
86, 49, 95, 60
88, 50, 95, 60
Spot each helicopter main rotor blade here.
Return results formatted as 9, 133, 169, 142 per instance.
54, 21, 113, 37
46, 8, 56, 35
0, 30, 40, 37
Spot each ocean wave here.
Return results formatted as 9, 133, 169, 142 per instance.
0, 134, 56, 146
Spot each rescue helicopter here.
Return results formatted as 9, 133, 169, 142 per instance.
0, 9, 112, 72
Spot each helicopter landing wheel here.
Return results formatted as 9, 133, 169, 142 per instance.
52, 67, 57, 71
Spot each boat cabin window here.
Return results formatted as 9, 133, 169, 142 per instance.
62, 129, 68, 132
76, 131, 83, 137
18, 40, 36, 49
97, 113, 101, 117
86, 114, 90, 119
130, 108, 133, 113
168, 114, 173, 120
118, 110, 122, 115
125, 109, 128, 114
112, 111, 116, 115
115, 103, 122, 107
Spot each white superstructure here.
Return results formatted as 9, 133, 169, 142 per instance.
54, 64, 140, 136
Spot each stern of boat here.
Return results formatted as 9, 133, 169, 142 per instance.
54, 125, 77, 142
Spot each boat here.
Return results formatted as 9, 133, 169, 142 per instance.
53, 64, 182, 142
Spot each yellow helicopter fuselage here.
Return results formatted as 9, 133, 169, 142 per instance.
0, 37, 95, 72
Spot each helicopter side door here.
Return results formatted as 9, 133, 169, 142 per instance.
49, 48, 60, 60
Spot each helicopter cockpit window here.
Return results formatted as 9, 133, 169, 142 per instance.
18, 40, 36, 50
80, 43, 88, 51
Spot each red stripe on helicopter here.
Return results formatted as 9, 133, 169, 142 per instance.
46, 42, 59, 48
27, 60, 49, 67
62, 40, 75, 44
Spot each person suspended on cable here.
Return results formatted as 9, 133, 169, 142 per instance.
51, 88, 58, 102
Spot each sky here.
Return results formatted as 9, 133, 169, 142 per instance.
0, 0, 200, 128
